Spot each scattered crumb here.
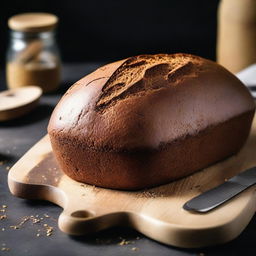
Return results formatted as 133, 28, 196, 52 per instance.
9, 215, 54, 237
18, 216, 30, 226
44, 224, 53, 236
145, 191, 157, 198
131, 247, 138, 251
119, 240, 126, 246
10, 225, 19, 230
2, 228, 5, 231
32, 218, 40, 224
0, 215, 7, 220
138, 190, 162, 198
1, 247, 10, 251
0, 205, 7, 213
136, 236, 140, 240
198, 253, 205, 256
46, 231, 52, 236
118, 239, 132, 246
5, 166, 10, 171
224, 178, 228, 182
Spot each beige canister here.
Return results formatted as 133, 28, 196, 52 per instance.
217, 0, 256, 73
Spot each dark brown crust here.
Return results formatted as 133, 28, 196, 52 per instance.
50, 110, 254, 190
48, 53, 256, 190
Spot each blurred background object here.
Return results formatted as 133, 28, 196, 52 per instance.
0, 0, 219, 69
6, 13, 61, 93
0, 86, 42, 121
217, 0, 256, 73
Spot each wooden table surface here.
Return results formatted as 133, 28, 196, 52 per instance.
0, 63, 255, 256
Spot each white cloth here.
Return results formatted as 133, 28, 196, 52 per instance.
236, 64, 256, 98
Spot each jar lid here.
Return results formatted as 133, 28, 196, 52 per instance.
8, 13, 58, 32
0, 86, 42, 121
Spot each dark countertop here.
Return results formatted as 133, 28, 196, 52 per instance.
0, 63, 255, 256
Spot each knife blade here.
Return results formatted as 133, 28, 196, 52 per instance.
183, 167, 256, 213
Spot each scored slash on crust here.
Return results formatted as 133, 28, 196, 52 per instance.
96, 54, 201, 111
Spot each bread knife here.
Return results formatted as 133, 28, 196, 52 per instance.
183, 167, 256, 213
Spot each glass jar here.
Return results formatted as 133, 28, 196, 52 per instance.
6, 13, 61, 93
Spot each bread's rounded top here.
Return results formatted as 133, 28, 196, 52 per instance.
48, 53, 255, 151
8, 13, 58, 32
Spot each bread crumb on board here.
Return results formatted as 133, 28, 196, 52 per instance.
136, 190, 164, 198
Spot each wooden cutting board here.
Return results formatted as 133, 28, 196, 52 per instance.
8, 117, 256, 248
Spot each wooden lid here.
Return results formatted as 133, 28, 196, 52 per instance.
8, 13, 58, 32
0, 86, 42, 121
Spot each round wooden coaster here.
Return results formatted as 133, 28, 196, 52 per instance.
0, 86, 42, 121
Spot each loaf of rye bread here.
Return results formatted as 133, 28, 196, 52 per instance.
48, 53, 255, 190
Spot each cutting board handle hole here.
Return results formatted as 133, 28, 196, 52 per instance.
71, 210, 94, 218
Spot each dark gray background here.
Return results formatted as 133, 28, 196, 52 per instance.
0, 64, 256, 256
0, 0, 219, 66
